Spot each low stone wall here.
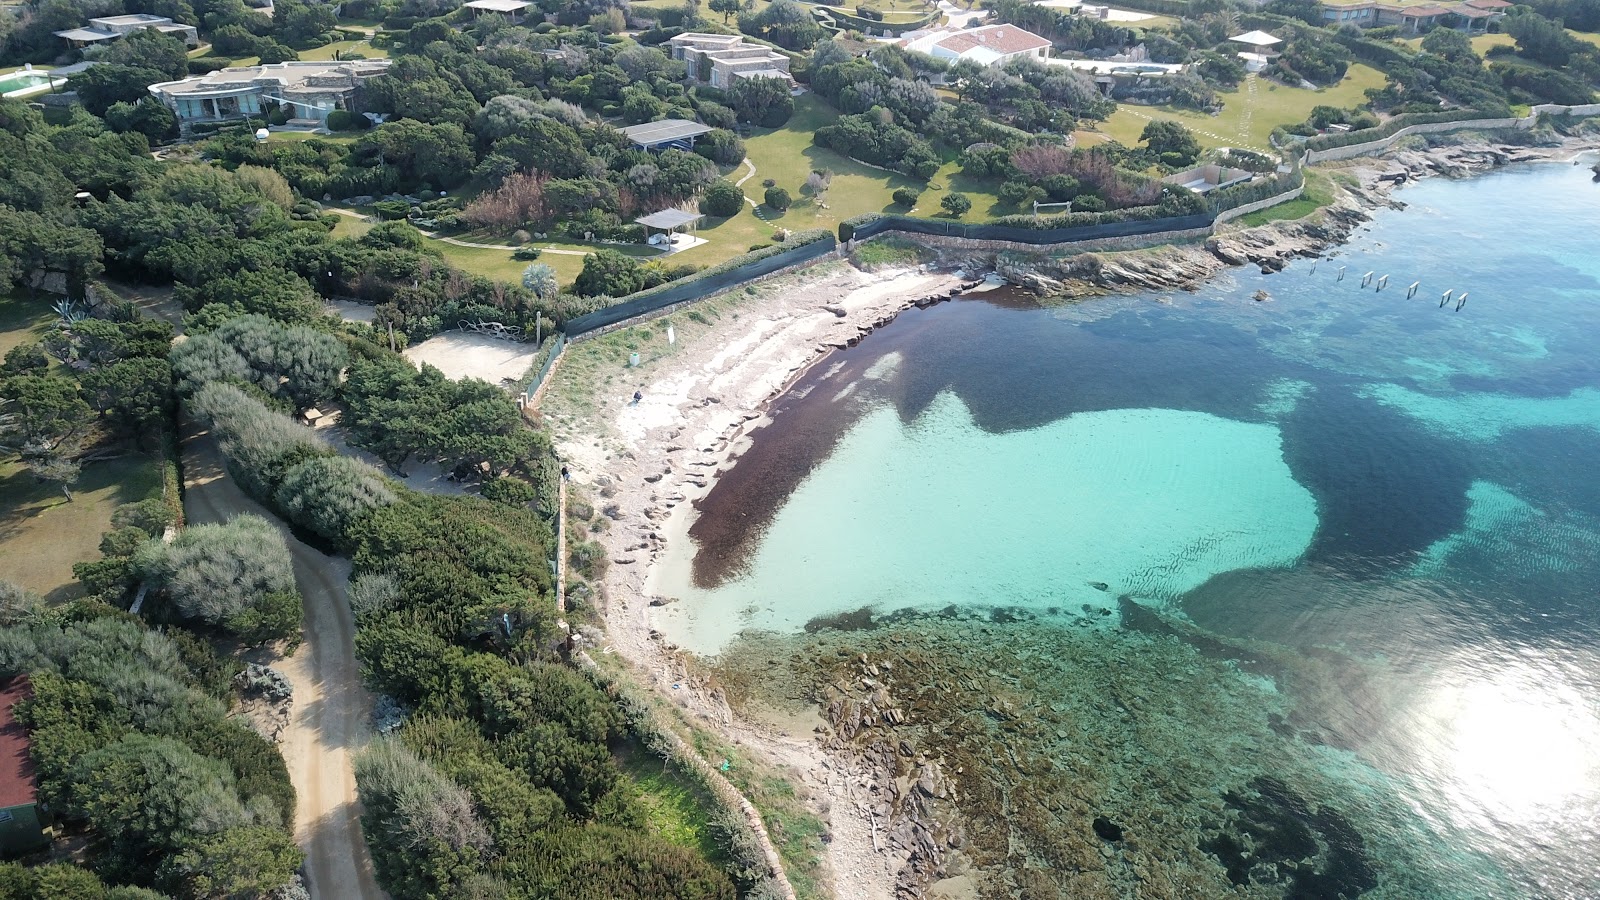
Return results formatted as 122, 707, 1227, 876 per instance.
1214, 185, 1306, 224
565, 252, 841, 344
1304, 117, 1529, 164
1302, 103, 1600, 165
861, 226, 1216, 257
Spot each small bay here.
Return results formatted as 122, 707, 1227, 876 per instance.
661, 160, 1600, 897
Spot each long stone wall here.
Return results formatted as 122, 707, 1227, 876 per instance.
863, 226, 1216, 257
1302, 103, 1600, 164
1214, 185, 1306, 223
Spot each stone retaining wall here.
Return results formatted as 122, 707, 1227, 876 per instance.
1214, 185, 1306, 224
1303, 104, 1600, 164
864, 226, 1216, 256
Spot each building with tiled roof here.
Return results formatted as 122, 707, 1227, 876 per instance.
900, 24, 1052, 67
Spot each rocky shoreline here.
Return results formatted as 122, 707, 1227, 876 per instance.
925, 133, 1599, 300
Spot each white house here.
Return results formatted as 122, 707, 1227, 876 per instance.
148, 60, 391, 127
899, 23, 1052, 67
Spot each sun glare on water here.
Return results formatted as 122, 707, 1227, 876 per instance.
1423, 655, 1600, 829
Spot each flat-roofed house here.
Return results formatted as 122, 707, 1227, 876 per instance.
668, 33, 792, 89
899, 23, 1052, 67
55, 14, 199, 48
1317, 0, 1507, 32
0, 677, 48, 855
464, 0, 532, 22
148, 60, 392, 129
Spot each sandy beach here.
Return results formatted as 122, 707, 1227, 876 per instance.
548, 260, 968, 899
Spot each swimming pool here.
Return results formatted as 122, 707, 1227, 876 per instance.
0, 71, 61, 98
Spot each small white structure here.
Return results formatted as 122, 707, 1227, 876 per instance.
464, 0, 532, 22
1229, 30, 1282, 72
54, 14, 199, 48
900, 23, 1052, 67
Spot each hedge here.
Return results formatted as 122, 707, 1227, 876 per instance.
1205, 167, 1305, 214
1333, 28, 1419, 71
825, 7, 941, 35
1302, 108, 1498, 151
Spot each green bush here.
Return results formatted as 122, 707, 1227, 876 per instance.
373, 199, 412, 220
699, 180, 745, 218
131, 515, 303, 643
891, 186, 921, 207
325, 109, 366, 132
275, 455, 397, 550
763, 186, 791, 210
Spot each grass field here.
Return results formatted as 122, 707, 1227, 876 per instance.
1098, 63, 1389, 152
616, 742, 728, 864
665, 94, 1005, 269
0, 295, 163, 601
0, 455, 162, 601
297, 39, 389, 61
0, 291, 53, 359
1233, 169, 1336, 227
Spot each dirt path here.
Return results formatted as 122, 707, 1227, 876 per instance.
180, 413, 387, 900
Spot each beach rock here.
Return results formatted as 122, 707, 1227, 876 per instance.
643, 473, 662, 483
824, 305, 848, 317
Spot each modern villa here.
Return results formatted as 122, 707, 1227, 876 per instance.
1316, 0, 1510, 32
899, 23, 1053, 67
669, 33, 792, 88
147, 60, 392, 128
54, 14, 200, 49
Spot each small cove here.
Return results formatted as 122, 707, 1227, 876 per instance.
657, 160, 1600, 897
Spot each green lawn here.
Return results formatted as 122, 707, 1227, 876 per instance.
0, 291, 54, 359
298, 39, 389, 61
0, 455, 162, 602
1232, 169, 1337, 227
266, 131, 360, 143
670, 93, 1006, 269
1097, 63, 1389, 152
616, 742, 728, 864
0, 295, 163, 601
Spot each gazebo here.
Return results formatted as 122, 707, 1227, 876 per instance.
1229, 30, 1282, 72
635, 208, 705, 254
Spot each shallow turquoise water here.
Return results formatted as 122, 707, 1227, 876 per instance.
663, 160, 1600, 897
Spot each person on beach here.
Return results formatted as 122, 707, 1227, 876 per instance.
560, 465, 570, 481
632, 390, 642, 406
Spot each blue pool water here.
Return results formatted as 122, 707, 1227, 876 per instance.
662, 160, 1600, 896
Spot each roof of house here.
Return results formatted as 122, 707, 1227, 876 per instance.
1229, 30, 1282, 46
620, 119, 713, 146
464, 0, 532, 11
635, 209, 703, 229
53, 27, 120, 41
1464, 0, 1514, 8
671, 32, 744, 44
934, 24, 1051, 57
0, 677, 38, 811
149, 60, 392, 97
91, 13, 175, 25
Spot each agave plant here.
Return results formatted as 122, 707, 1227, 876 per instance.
51, 298, 85, 326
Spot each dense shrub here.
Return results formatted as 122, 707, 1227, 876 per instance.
275, 455, 398, 550
699, 180, 745, 217
131, 515, 303, 643
763, 186, 792, 210
188, 382, 333, 500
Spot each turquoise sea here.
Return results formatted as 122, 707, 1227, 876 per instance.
659, 160, 1600, 897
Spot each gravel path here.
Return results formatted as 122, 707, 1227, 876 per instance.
180, 412, 387, 900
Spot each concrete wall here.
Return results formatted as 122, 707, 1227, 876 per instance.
1214, 185, 1306, 223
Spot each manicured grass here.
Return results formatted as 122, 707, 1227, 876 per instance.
266, 131, 360, 143
673, 93, 1006, 269
330, 215, 374, 239
297, 39, 389, 61
0, 452, 162, 602
1232, 169, 1336, 227
426, 239, 591, 287
0, 292, 54, 359
1097, 63, 1389, 152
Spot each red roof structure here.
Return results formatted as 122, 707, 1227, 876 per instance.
0, 677, 38, 810
936, 24, 1052, 57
